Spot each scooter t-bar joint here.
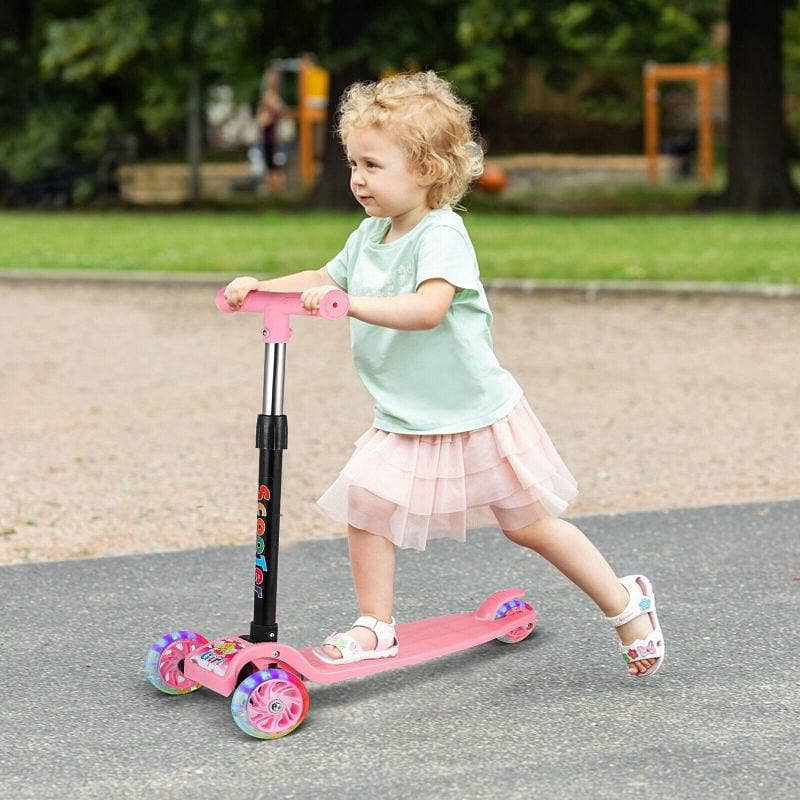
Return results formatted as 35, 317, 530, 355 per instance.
215, 287, 349, 343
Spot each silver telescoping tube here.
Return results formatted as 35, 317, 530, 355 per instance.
262, 342, 286, 415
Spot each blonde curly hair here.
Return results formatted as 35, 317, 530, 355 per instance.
337, 71, 484, 209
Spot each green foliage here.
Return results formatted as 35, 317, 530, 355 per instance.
452, 0, 723, 122
41, 4, 149, 81
0, 105, 67, 181
271, 0, 465, 78
40, 0, 262, 136
2, 0, 799, 196
786, 3, 800, 140
1, 0, 265, 193
0, 100, 124, 183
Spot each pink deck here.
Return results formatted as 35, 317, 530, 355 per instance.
182, 588, 536, 695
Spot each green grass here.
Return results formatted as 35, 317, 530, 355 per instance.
2, 208, 799, 283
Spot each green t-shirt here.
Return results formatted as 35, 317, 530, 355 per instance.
325, 206, 522, 435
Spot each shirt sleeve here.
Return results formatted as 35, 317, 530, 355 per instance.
324, 228, 359, 291
414, 225, 481, 298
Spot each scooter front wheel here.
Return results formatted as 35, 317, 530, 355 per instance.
145, 630, 208, 695
231, 668, 309, 739
494, 599, 535, 644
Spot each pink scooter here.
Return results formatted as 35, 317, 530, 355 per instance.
145, 287, 537, 739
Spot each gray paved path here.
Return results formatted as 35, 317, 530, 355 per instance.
2, 499, 799, 799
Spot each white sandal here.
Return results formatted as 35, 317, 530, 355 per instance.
312, 615, 399, 665
606, 574, 665, 677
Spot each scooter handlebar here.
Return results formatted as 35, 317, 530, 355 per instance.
215, 287, 349, 343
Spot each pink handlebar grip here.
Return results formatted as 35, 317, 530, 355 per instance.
215, 287, 349, 343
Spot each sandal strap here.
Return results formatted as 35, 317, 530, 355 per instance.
322, 631, 364, 659
352, 615, 397, 651
620, 628, 665, 664
606, 574, 656, 628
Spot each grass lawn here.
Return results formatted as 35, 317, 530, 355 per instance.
2, 209, 799, 283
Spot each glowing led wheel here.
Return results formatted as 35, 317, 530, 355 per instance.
145, 630, 208, 695
231, 668, 310, 739
494, 599, 535, 644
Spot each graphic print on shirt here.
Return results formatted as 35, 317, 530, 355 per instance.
350, 258, 416, 298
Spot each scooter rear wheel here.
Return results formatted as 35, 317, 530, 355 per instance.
231, 668, 310, 739
145, 630, 208, 695
494, 599, 535, 644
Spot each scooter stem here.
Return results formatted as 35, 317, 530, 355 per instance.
216, 288, 349, 643
252, 342, 288, 643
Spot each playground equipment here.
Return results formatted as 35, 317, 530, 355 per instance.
643, 61, 727, 184
267, 57, 330, 188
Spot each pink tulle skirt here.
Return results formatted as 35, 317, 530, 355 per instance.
316, 396, 579, 551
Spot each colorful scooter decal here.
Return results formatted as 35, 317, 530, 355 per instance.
191, 638, 249, 677
254, 485, 270, 599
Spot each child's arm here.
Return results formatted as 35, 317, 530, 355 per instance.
302, 278, 456, 331
223, 268, 341, 310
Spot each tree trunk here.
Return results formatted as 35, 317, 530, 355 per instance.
187, 65, 203, 203
698, 0, 800, 210
303, 58, 370, 209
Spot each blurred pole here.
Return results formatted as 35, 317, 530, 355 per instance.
298, 60, 330, 188
187, 65, 202, 202
643, 63, 659, 184
698, 65, 714, 184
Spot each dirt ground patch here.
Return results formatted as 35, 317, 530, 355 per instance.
1, 281, 798, 565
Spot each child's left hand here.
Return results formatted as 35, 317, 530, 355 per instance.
301, 285, 341, 314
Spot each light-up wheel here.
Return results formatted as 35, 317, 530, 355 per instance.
145, 630, 208, 695
494, 599, 536, 644
231, 668, 309, 739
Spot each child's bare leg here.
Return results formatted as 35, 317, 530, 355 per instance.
503, 515, 655, 675
321, 525, 396, 659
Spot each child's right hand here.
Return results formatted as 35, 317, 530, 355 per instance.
223, 276, 260, 310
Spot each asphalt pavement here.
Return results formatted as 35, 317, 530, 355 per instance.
2, 499, 798, 800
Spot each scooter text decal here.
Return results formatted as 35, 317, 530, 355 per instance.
254, 485, 270, 598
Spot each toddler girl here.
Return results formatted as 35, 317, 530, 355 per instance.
224, 71, 664, 677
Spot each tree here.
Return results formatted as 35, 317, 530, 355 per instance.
5, 1, 798, 211
699, 0, 800, 210
295, 0, 698, 206
268, 0, 726, 208
2, 0, 264, 201
0, 0, 104, 194
449, 1, 722, 143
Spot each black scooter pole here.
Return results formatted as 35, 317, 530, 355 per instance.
250, 342, 287, 643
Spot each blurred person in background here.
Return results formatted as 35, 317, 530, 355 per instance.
257, 65, 286, 193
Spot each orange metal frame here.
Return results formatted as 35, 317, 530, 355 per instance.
275, 60, 329, 188
297, 64, 329, 187
643, 62, 727, 184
